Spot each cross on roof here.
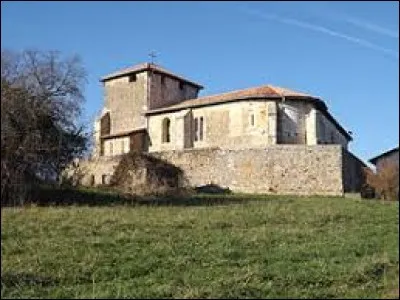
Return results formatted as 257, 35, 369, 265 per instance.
148, 51, 157, 64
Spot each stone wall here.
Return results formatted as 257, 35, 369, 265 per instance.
277, 100, 311, 144
316, 110, 348, 148
103, 73, 148, 134
342, 148, 367, 192
152, 145, 345, 196
71, 145, 366, 196
148, 101, 277, 152
103, 136, 130, 157
70, 156, 122, 186
149, 72, 199, 110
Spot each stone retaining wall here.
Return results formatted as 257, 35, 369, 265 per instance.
152, 145, 345, 196
73, 145, 365, 196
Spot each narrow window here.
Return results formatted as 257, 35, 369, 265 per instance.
90, 175, 95, 186
250, 113, 255, 126
161, 75, 165, 85
109, 141, 113, 156
194, 118, 199, 141
194, 117, 204, 142
179, 81, 184, 90
121, 140, 125, 154
100, 141, 105, 156
199, 117, 204, 141
129, 74, 137, 82
102, 174, 107, 185
100, 112, 110, 136
162, 118, 171, 143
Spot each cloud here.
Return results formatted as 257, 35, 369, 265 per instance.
241, 8, 399, 60
308, 5, 399, 40
338, 16, 398, 39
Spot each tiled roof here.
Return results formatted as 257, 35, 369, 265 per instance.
145, 85, 318, 114
100, 63, 203, 88
145, 84, 353, 141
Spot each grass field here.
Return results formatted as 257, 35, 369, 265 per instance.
1, 194, 399, 299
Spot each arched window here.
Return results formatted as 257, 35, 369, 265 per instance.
100, 112, 110, 136
162, 118, 171, 143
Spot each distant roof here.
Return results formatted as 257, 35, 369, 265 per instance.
369, 147, 399, 165
100, 62, 204, 88
145, 84, 352, 140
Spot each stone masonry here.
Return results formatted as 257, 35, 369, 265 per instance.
72, 145, 365, 196
153, 145, 345, 196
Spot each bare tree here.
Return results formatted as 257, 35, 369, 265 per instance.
1, 49, 88, 205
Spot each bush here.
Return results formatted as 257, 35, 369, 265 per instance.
360, 183, 376, 199
363, 160, 399, 201
109, 152, 187, 196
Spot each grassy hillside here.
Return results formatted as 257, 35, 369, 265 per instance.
1, 195, 398, 298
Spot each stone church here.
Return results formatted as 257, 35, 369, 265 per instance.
95, 62, 351, 155
72, 62, 365, 195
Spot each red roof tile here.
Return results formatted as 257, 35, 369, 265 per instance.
145, 84, 317, 114
145, 84, 352, 141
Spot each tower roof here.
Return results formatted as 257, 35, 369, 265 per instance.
100, 62, 204, 88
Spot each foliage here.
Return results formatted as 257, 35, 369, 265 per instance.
1, 49, 88, 205
109, 151, 186, 196
1, 196, 398, 298
363, 160, 399, 201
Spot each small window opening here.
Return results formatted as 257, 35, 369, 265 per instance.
161, 75, 165, 85
102, 174, 107, 185
90, 175, 95, 186
162, 118, 171, 143
199, 117, 204, 141
179, 81, 184, 90
194, 118, 199, 141
100, 112, 110, 136
129, 74, 137, 82
194, 117, 204, 141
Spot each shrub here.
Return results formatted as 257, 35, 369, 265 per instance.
363, 160, 399, 201
109, 151, 187, 196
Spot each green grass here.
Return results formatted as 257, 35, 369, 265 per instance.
1, 195, 399, 299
